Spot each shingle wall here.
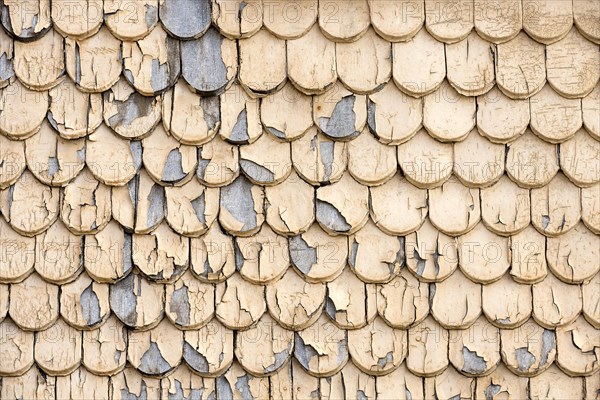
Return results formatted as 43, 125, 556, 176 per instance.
0, 0, 599, 399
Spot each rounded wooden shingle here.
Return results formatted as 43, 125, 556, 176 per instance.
348, 220, 404, 283
582, 183, 600, 233
180, 26, 237, 96
0, 0, 51, 40
13, 29, 64, 90
56, 367, 111, 399
65, 27, 122, 93
546, 28, 600, 99
449, 315, 500, 376
51, 0, 103, 39
215, 272, 266, 330
291, 126, 348, 186
506, 130, 559, 188
109, 271, 165, 330
0, 135, 25, 189
318, 0, 370, 42
547, 222, 599, 284
392, 28, 446, 97
458, 223, 510, 284
159, 0, 211, 39
530, 173, 581, 236
325, 267, 377, 329
495, 32, 546, 99
122, 25, 180, 96
190, 225, 235, 284
265, 170, 314, 236
369, 0, 424, 42
481, 175, 530, 236
407, 316, 449, 377
60, 272, 109, 330
476, 86, 530, 144
1, 367, 57, 400
266, 268, 325, 330
316, 172, 369, 235
103, 78, 162, 140
367, 81, 423, 145
142, 125, 197, 186
287, 24, 337, 95
240, 132, 292, 185
370, 174, 428, 236
82, 315, 127, 376
60, 171, 112, 235
0, 80, 47, 140
86, 124, 141, 186
261, 82, 313, 141
397, 129, 454, 189
35, 318, 82, 376
582, 273, 600, 328
532, 271, 582, 328
84, 220, 132, 283
560, 129, 600, 187
0, 170, 59, 236
429, 178, 481, 236
295, 313, 349, 377
348, 317, 407, 375
239, 28, 287, 95
263, 0, 317, 39
184, 319, 234, 377
424, 0, 473, 43
289, 222, 348, 283
453, 129, 505, 188
133, 222, 189, 283
482, 274, 532, 328
35, 220, 82, 284
217, 362, 269, 399
556, 316, 600, 376
197, 135, 240, 187
423, 81, 476, 142
236, 224, 289, 284
165, 270, 214, 329
474, 0, 522, 43
405, 219, 458, 282
110, 367, 161, 399
104, 0, 158, 40
0, 217, 35, 283
500, 318, 556, 376
0, 318, 34, 376
236, 313, 294, 376
163, 80, 220, 145
481, 366, 530, 398
377, 268, 429, 328
128, 318, 183, 377
530, 84, 582, 143
165, 178, 219, 237
25, 122, 85, 186
336, 28, 392, 94
212, 0, 263, 39
314, 81, 367, 141
347, 128, 397, 186
219, 174, 265, 236
219, 82, 262, 144
530, 366, 583, 399
446, 31, 495, 96
48, 79, 103, 139
431, 269, 482, 329
574, 0, 600, 43
523, 0, 573, 44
